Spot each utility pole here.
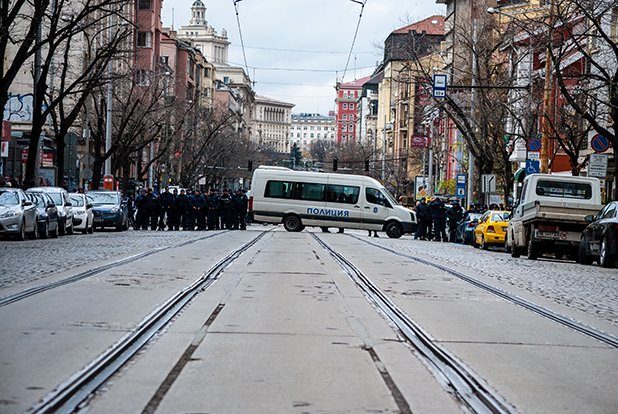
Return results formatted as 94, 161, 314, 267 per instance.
540, 0, 555, 173
467, 21, 478, 208
104, 11, 115, 177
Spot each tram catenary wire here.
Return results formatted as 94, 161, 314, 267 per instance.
0, 232, 227, 308
349, 234, 618, 349
29, 231, 267, 414
314, 234, 516, 414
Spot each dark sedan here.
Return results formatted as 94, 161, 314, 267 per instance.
579, 201, 618, 268
454, 212, 483, 245
26, 191, 60, 238
88, 191, 129, 231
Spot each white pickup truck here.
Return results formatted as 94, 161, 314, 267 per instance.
506, 174, 602, 260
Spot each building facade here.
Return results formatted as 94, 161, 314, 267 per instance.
290, 113, 337, 153
252, 96, 295, 153
334, 76, 371, 145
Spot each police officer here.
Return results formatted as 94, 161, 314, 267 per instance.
415, 198, 430, 240
142, 188, 158, 230
429, 197, 448, 242
219, 189, 233, 229
447, 199, 464, 242
191, 190, 206, 230
206, 189, 220, 230
174, 189, 189, 230
158, 187, 174, 230
232, 189, 249, 230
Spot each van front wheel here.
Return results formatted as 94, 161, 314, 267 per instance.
385, 222, 403, 239
283, 215, 303, 232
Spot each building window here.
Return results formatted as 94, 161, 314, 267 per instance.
349, 103, 354, 110
343, 103, 348, 109
137, 31, 152, 47
342, 125, 347, 132
138, 0, 151, 9
136, 69, 151, 86
342, 114, 347, 121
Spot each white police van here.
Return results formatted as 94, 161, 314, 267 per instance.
249, 166, 416, 238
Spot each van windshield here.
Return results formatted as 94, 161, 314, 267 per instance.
381, 187, 400, 206
536, 180, 592, 200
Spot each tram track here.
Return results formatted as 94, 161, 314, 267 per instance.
0, 232, 228, 308
350, 235, 618, 349
314, 234, 516, 414
27, 231, 266, 414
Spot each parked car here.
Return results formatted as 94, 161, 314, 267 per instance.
0, 188, 37, 240
579, 201, 618, 268
88, 191, 129, 231
26, 191, 59, 238
27, 187, 74, 235
454, 212, 482, 245
69, 193, 94, 234
473, 210, 510, 249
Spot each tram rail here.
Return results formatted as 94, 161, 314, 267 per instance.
314, 234, 516, 414
350, 235, 618, 349
0, 232, 227, 308
28, 232, 266, 414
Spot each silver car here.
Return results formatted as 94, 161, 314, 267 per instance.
0, 188, 37, 240
28, 187, 74, 235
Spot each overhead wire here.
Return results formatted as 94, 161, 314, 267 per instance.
232, 0, 250, 77
341, 0, 368, 82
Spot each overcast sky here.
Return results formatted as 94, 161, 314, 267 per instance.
162, 0, 445, 115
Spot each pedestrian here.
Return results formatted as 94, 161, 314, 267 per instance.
447, 199, 464, 242
232, 188, 248, 230
0, 176, 6, 187
429, 197, 448, 242
368, 230, 379, 237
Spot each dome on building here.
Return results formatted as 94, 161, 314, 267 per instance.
192, 0, 205, 7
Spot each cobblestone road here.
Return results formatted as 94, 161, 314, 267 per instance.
2, 227, 617, 327
355, 233, 618, 327
0, 230, 219, 290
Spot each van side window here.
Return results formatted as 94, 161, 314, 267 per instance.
325, 184, 360, 204
366, 188, 391, 208
264, 180, 325, 202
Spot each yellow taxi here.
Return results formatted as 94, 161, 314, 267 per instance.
473, 210, 510, 249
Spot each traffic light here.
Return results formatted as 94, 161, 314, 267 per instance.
248, 160, 253, 171
365, 159, 370, 172
333, 157, 338, 171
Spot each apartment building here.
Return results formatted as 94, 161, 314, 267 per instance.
290, 113, 337, 153
252, 96, 295, 154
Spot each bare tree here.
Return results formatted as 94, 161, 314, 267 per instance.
546, 0, 618, 199
11, 0, 132, 187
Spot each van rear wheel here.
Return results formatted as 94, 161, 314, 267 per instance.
385, 222, 403, 239
283, 215, 303, 232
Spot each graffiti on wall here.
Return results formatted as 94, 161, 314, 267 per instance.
4, 93, 35, 122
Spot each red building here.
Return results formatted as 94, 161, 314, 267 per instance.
335, 76, 371, 145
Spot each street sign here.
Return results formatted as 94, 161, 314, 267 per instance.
411, 135, 429, 148
588, 153, 608, 178
432, 74, 447, 98
527, 138, 542, 152
526, 159, 540, 174
591, 134, 611, 153
481, 174, 496, 193
528, 151, 540, 160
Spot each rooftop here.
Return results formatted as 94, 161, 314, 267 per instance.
392, 15, 445, 36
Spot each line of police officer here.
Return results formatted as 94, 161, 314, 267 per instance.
133, 187, 249, 231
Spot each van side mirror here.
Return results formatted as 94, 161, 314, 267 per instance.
66, 201, 73, 207
584, 215, 594, 223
